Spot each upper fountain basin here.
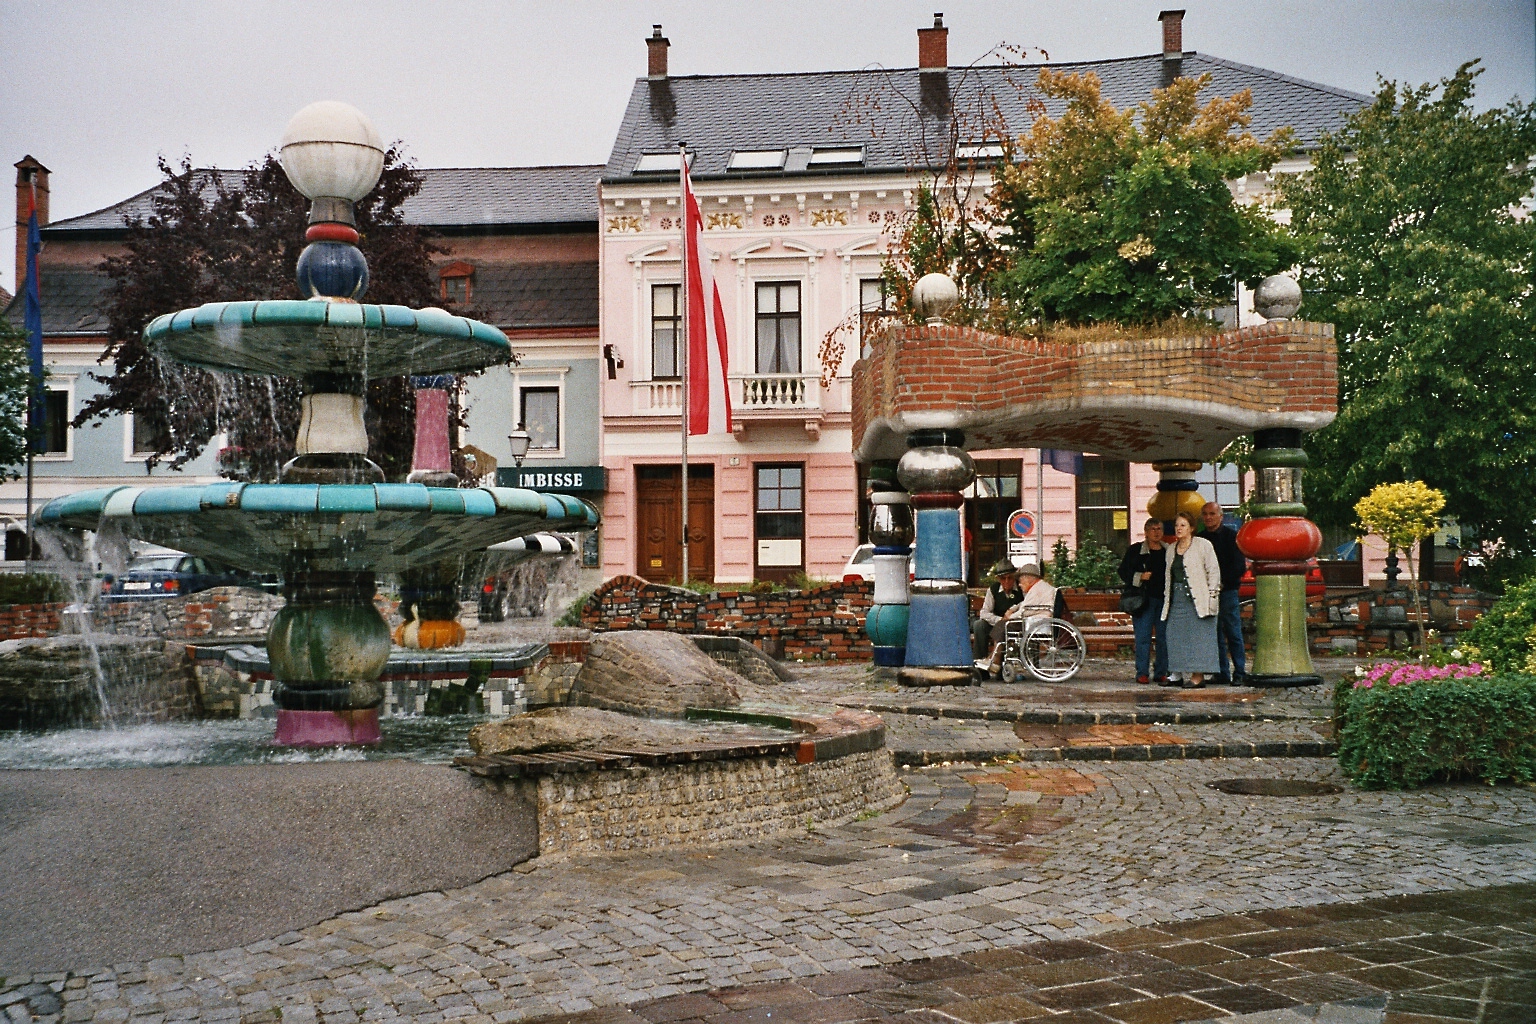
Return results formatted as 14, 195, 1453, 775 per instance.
38, 483, 597, 575
144, 300, 511, 380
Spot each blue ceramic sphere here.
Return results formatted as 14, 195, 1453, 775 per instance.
296, 241, 369, 300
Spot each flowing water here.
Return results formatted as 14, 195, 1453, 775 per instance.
0, 714, 485, 769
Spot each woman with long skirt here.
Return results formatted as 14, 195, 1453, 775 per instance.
1160, 510, 1222, 689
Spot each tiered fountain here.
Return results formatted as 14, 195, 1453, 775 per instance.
36, 102, 597, 745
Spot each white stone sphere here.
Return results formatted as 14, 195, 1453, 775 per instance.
912, 273, 960, 324
1254, 274, 1303, 320
280, 102, 386, 202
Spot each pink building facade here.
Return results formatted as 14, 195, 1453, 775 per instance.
594, 16, 1367, 586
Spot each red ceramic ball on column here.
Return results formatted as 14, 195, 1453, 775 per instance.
1237, 517, 1322, 561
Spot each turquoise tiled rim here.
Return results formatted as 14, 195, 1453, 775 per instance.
37, 483, 598, 575
144, 299, 511, 380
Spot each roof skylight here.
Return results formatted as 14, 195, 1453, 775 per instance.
956, 142, 1006, 160
727, 149, 787, 171
807, 146, 865, 166
633, 153, 683, 173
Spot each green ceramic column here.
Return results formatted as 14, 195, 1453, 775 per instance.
1237, 428, 1323, 687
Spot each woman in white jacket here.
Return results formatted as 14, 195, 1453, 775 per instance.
1161, 510, 1222, 688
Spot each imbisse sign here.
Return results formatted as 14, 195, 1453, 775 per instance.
496, 466, 606, 493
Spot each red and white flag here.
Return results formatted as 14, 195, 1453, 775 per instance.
682, 157, 732, 436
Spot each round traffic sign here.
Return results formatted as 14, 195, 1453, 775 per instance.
1007, 509, 1036, 538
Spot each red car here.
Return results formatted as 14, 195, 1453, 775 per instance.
1238, 558, 1326, 600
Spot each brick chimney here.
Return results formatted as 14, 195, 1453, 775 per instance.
1159, 9, 1185, 58
918, 13, 948, 71
14, 156, 49, 296
647, 24, 669, 79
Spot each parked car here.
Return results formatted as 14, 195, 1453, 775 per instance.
842, 543, 876, 582
101, 553, 247, 601
1238, 558, 1326, 600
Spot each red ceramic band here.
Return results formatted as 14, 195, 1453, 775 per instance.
306, 223, 361, 245
909, 493, 964, 509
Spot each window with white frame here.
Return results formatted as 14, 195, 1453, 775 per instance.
859, 277, 895, 346
128, 411, 170, 459
652, 283, 681, 380
1195, 462, 1242, 509
39, 384, 71, 458
755, 281, 801, 374
521, 387, 560, 451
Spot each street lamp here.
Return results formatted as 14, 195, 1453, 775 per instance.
507, 425, 531, 469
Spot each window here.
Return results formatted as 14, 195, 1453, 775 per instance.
728, 150, 786, 171
130, 411, 170, 458
652, 284, 681, 379
1076, 457, 1130, 556
634, 153, 683, 173
956, 142, 1006, 160
755, 464, 805, 579
859, 278, 895, 347
439, 261, 474, 304
521, 387, 559, 451
444, 276, 468, 303
755, 282, 801, 374
1195, 462, 1242, 510
40, 388, 69, 456
807, 146, 864, 166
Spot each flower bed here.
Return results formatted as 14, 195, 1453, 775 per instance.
1335, 660, 1536, 789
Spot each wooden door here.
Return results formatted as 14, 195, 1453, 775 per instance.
635, 465, 714, 583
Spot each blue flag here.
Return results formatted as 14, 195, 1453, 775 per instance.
23, 200, 44, 453
1041, 448, 1083, 475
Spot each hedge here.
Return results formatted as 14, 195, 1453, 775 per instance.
1336, 671, 1536, 789
0, 573, 67, 607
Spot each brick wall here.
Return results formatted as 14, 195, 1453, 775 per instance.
581, 575, 874, 660
1301, 584, 1497, 656
0, 602, 66, 640
852, 320, 1337, 461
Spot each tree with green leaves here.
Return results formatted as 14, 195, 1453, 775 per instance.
1279, 62, 1536, 554
0, 316, 34, 477
79, 151, 447, 482
1355, 480, 1447, 656
988, 69, 1300, 328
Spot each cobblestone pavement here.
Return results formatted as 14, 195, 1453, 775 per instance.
6, 753, 1534, 1023
488, 882, 1536, 1024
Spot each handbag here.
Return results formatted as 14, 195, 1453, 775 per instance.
1118, 584, 1148, 614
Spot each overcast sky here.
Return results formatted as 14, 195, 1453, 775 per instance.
3, 0, 1532, 294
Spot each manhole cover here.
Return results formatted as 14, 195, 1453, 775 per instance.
1208, 778, 1343, 797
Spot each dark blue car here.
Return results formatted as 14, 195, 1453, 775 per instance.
101, 553, 245, 601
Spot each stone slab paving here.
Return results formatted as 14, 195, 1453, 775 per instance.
5, 754, 1534, 1024
483, 882, 1536, 1024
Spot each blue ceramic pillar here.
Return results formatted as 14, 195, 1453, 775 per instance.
863, 461, 911, 667
897, 429, 975, 686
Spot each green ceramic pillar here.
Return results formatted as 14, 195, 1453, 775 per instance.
1237, 428, 1323, 687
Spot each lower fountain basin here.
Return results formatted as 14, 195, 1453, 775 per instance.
38, 482, 596, 574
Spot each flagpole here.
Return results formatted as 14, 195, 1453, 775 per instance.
1036, 449, 1044, 568
678, 142, 690, 584
23, 177, 37, 576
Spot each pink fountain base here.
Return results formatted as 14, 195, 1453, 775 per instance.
274, 708, 383, 747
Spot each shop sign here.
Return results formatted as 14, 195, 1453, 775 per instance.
496, 466, 606, 492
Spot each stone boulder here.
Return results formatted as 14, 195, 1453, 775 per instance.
0, 635, 195, 729
468, 706, 711, 756
568, 630, 748, 717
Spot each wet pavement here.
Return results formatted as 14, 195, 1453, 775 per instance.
3, 653, 1533, 1022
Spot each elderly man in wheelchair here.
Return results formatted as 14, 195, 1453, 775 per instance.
972, 559, 1085, 683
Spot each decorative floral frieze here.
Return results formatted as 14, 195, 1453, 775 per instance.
606, 215, 641, 233
811, 209, 849, 227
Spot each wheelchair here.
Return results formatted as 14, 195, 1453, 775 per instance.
996, 608, 1085, 683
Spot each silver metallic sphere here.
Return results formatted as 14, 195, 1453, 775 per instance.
897, 445, 975, 494
912, 273, 959, 325
1254, 275, 1303, 320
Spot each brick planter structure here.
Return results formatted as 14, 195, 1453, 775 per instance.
581, 575, 873, 660
0, 601, 66, 640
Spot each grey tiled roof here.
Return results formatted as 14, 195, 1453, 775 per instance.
2, 268, 113, 334
458, 261, 598, 330
604, 53, 1371, 181
405, 167, 600, 228
44, 166, 602, 235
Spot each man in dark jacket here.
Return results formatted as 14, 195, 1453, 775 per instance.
972, 559, 1024, 660
1203, 502, 1247, 684
1117, 518, 1168, 684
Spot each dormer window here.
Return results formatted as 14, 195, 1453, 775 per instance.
728, 149, 787, 171
439, 261, 474, 304
956, 142, 1005, 160
808, 146, 864, 166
